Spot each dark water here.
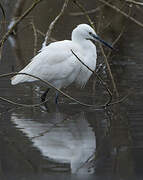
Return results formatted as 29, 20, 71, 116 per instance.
0, 0, 143, 180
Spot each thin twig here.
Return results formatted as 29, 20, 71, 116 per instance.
36, 29, 57, 42
0, 0, 43, 59
99, 44, 119, 97
0, 1, 6, 32
69, 4, 105, 16
42, 0, 69, 48
31, 20, 38, 56
13, 0, 26, 17
0, 2, 5, 20
98, 0, 143, 28
107, 6, 130, 59
36, 29, 45, 37
72, 0, 94, 28
126, 0, 143, 6
96, 8, 119, 98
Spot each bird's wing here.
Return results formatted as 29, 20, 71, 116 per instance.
11, 40, 82, 85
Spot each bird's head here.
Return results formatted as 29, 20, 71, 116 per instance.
72, 24, 114, 50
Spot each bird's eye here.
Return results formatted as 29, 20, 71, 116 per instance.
89, 32, 92, 35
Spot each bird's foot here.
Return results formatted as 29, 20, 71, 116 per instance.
55, 92, 59, 104
41, 88, 50, 102
41, 94, 47, 102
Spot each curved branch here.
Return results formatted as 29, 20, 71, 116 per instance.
0, 72, 97, 107
0, 72, 129, 109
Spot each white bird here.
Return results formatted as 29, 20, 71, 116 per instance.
11, 24, 113, 103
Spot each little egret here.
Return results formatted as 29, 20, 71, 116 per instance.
11, 24, 113, 103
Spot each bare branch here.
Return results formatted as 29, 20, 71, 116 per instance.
42, 0, 69, 48
8, 0, 28, 68
0, 1, 6, 32
99, 44, 119, 97
69, 4, 105, 16
0, 1, 5, 19
13, 0, 26, 18
97, 9, 119, 98
98, 0, 143, 28
31, 20, 38, 56
0, 0, 44, 59
72, 0, 94, 28
126, 0, 143, 6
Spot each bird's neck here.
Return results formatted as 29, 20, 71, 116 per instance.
72, 37, 96, 51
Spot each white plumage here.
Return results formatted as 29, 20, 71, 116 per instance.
11, 24, 113, 102
11, 24, 97, 88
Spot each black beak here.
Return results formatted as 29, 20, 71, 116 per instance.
92, 34, 114, 50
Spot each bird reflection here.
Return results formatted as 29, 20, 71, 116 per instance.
11, 108, 96, 174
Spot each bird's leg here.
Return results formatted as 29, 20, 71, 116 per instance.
55, 91, 59, 104
41, 88, 50, 102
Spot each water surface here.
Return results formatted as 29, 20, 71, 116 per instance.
0, 0, 143, 179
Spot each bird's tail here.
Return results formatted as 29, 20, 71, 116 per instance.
11, 73, 36, 85
11, 75, 23, 85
